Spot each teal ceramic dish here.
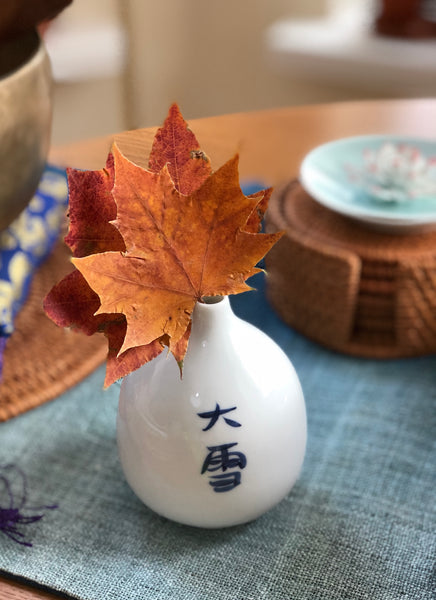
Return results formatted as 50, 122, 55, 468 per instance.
300, 135, 436, 231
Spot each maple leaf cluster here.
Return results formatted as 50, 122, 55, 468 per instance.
44, 104, 282, 387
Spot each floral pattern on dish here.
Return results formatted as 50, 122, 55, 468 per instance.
346, 142, 436, 203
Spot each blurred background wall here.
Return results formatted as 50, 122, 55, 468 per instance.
44, 0, 436, 145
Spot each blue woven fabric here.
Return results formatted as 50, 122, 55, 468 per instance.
0, 166, 68, 379
0, 166, 68, 336
0, 270, 435, 599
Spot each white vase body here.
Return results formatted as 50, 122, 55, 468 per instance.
117, 296, 306, 528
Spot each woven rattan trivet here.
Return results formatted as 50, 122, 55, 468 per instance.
0, 241, 107, 421
265, 180, 436, 358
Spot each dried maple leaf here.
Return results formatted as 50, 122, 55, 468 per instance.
44, 155, 124, 340
72, 149, 281, 358
44, 104, 282, 387
44, 155, 138, 383
245, 187, 273, 233
149, 103, 211, 195
64, 153, 125, 258
45, 105, 211, 386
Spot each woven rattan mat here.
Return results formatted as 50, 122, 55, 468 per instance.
0, 241, 107, 422
265, 180, 436, 358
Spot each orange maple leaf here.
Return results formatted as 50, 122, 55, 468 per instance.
44, 104, 282, 387
72, 148, 281, 357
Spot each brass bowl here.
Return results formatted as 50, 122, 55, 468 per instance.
0, 30, 52, 231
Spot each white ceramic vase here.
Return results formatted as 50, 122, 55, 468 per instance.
117, 296, 307, 528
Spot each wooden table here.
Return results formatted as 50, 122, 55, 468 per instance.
1, 98, 435, 600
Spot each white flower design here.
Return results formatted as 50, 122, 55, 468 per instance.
349, 143, 436, 203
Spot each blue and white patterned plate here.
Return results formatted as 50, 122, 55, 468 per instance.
300, 135, 436, 231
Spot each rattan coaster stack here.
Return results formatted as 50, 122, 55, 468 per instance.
0, 241, 107, 422
265, 181, 436, 358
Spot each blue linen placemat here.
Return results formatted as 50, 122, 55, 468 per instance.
0, 272, 435, 600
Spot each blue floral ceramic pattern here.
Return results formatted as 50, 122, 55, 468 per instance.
0, 166, 68, 337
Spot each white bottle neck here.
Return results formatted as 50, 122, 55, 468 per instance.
191, 295, 234, 340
